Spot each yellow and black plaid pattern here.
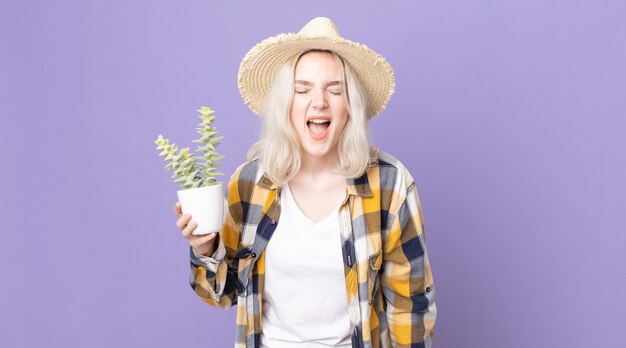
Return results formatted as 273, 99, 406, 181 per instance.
190, 150, 436, 347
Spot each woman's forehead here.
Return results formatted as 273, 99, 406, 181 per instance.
295, 80, 343, 86
294, 52, 343, 81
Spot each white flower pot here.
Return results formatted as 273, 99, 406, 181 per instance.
177, 184, 225, 235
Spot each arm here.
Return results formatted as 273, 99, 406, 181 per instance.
188, 166, 246, 310
382, 183, 437, 347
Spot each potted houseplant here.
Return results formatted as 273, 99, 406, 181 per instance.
155, 106, 225, 235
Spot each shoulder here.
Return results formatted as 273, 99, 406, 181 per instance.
357, 149, 418, 214
226, 158, 265, 202
369, 149, 415, 192
368, 150, 424, 219
230, 158, 263, 184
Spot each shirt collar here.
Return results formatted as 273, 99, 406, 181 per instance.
346, 172, 373, 197
256, 171, 373, 197
257, 174, 276, 190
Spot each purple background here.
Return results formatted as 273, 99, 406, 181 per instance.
2, 1, 625, 347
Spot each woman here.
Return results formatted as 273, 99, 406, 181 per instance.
174, 17, 437, 347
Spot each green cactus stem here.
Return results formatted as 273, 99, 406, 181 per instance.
155, 106, 224, 189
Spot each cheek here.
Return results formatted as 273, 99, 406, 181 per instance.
333, 101, 350, 128
289, 109, 303, 133
336, 115, 349, 133
290, 99, 309, 126
338, 107, 350, 133
331, 97, 349, 114
290, 98, 304, 114
289, 101, 298, 122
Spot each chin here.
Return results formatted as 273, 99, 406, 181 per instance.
302, 144, 336, 158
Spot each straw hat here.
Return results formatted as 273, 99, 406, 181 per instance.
238, 17, 395, 119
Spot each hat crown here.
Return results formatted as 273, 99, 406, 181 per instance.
298, 17, 340, 38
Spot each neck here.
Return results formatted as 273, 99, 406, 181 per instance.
297, 151, 341, 179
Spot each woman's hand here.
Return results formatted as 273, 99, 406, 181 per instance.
174, 201, 219, 257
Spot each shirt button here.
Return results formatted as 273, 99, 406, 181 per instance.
426, 287, 431, 293
251, 252, 257, 258
270, 220, 276, 225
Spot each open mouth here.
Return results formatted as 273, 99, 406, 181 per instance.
307, 118, 331, 140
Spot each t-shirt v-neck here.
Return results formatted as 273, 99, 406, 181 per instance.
283, 183, 343, 227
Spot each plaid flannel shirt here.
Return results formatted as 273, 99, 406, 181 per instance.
189, 150, 437, 347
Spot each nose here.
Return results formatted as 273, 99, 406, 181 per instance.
310, 88, 328, 109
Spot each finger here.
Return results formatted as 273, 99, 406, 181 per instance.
182, 220, 197, 238
174, 202, 182, 217
190, 233, 217, 249
198, 232, 217, 243
176, 214, 191, 230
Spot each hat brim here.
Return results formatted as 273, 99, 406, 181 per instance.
238, 33, 395, 119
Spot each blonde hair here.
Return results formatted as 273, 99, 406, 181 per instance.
248, 50, 374, 185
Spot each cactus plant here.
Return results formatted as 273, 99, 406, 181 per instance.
155, 106, 225, 189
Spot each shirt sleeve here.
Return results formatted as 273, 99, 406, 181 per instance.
382, 182, 437, 347
188, 165, 246, 310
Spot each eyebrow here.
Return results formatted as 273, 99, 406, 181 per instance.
295, 80, 344, 87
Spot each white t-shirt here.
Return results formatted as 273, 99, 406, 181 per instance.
260, 183, 352, 347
